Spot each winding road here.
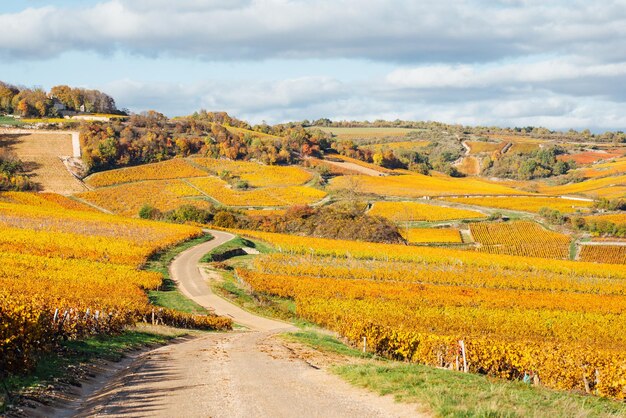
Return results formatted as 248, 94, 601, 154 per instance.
65, 230, 423, 418
172, 229, 293, 332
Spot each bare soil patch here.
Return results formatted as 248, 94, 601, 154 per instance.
0, 132, 87, 194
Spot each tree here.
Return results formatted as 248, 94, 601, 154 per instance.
16, 99, 30, 117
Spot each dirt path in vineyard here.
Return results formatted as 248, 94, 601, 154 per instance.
62, 230, 426, 418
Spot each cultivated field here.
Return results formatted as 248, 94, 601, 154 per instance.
470, 221, 571, 259
362, 140, 430, 152
444, 196, 594, 214
466, 140, 506, 154
578, 157, 626, 179
584, 213, 626, 224
191, 157, 313, 187
79, 157, 326, 215
400, 227, 462, 244
311, 127, 421, 143
0, 132, 86, 194
78, 179, 213, 216
368, 200, 486, 222
84, 158, 208, 188
5, 117, 626, 412
330, 173, 528, 197
579, 244, 626, 264
539, 174, 626, 198
230, 229, 626, 399
0, 193, 231, 377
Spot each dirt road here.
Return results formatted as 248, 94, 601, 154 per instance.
171, 229, 292, 331
72, 332, 421, 418
67, 230, 425, 417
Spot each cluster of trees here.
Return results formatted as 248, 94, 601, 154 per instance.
572, 217, 626, 238
594, 198, 626, 211
81, 111, 332, 173
243, 203, 403, 243
482, 146, 574, 180
49, 85, 117, 114
81, 113, 208, 170
330, 139, 374, 162
330, 136, 463, 176
0, 81, 118, 118
539, 199, 626, 237
0, 150, 32, 191
538, 207, 567, 225
140, 202, 403, 244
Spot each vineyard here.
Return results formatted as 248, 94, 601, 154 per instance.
368, 200, 486, 222
454, 156, 480, 176
190, 157, 313, 187
444, 196, 594, 214
84, 158, 208, 188
470, 221, 571, 259
6, 114, 626, 410
311, 127, 418, 142
229, 233, 626, 399
330, 173, 527, 197
245, 209, 288, 217
400, 228, 462, 244
0, 193, 232, 376
77, 179, 213, 216
332, 154, 395, 174
188, 176, 326, 207
578, 157, 626, 179
466, 140, 506, 154
539, 174, 626, 198
584, 213, 626, 225
230, 229, 626, 279
78, 157, 326, 215
362, 140, 430, 152
579, 245, 626, 264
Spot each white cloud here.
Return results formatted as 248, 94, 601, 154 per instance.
4, 1, 626, 131
2, 1, 626, 62
386, 59, 626, 89
102, 73, 626, 132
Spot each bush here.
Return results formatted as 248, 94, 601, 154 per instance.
242, 203, 404, 244
164, 205, 213, 224
539, 207, 566, 225
234, 179, 249, 190
595, 198, 626, 211
138, 204, 161, 220
488, 212, 503, 221
213, 211, 239, 228
0, 150, 33, 191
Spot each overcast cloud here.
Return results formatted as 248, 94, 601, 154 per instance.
1, 0, 626, 130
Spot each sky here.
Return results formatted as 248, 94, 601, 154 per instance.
1, 0, 626, 131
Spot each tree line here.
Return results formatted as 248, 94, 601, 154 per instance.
140, 202, 404, 244
81, 111, 332, 173
0, 81, 119, 118
305, 118, 626, 144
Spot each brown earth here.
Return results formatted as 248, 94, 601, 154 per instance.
70, 331, 426, 418
0, 132, 87, 194
24, 230, 426, 417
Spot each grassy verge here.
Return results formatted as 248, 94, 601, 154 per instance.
0, 116, 25, 126
146, 234, 213, 314
210, 266, 301, 323
570, 238, 579, 260
1, 325, 188, 412
200, 236, 273, 263
281, 330, 373, 359
285, 330, 626, 418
